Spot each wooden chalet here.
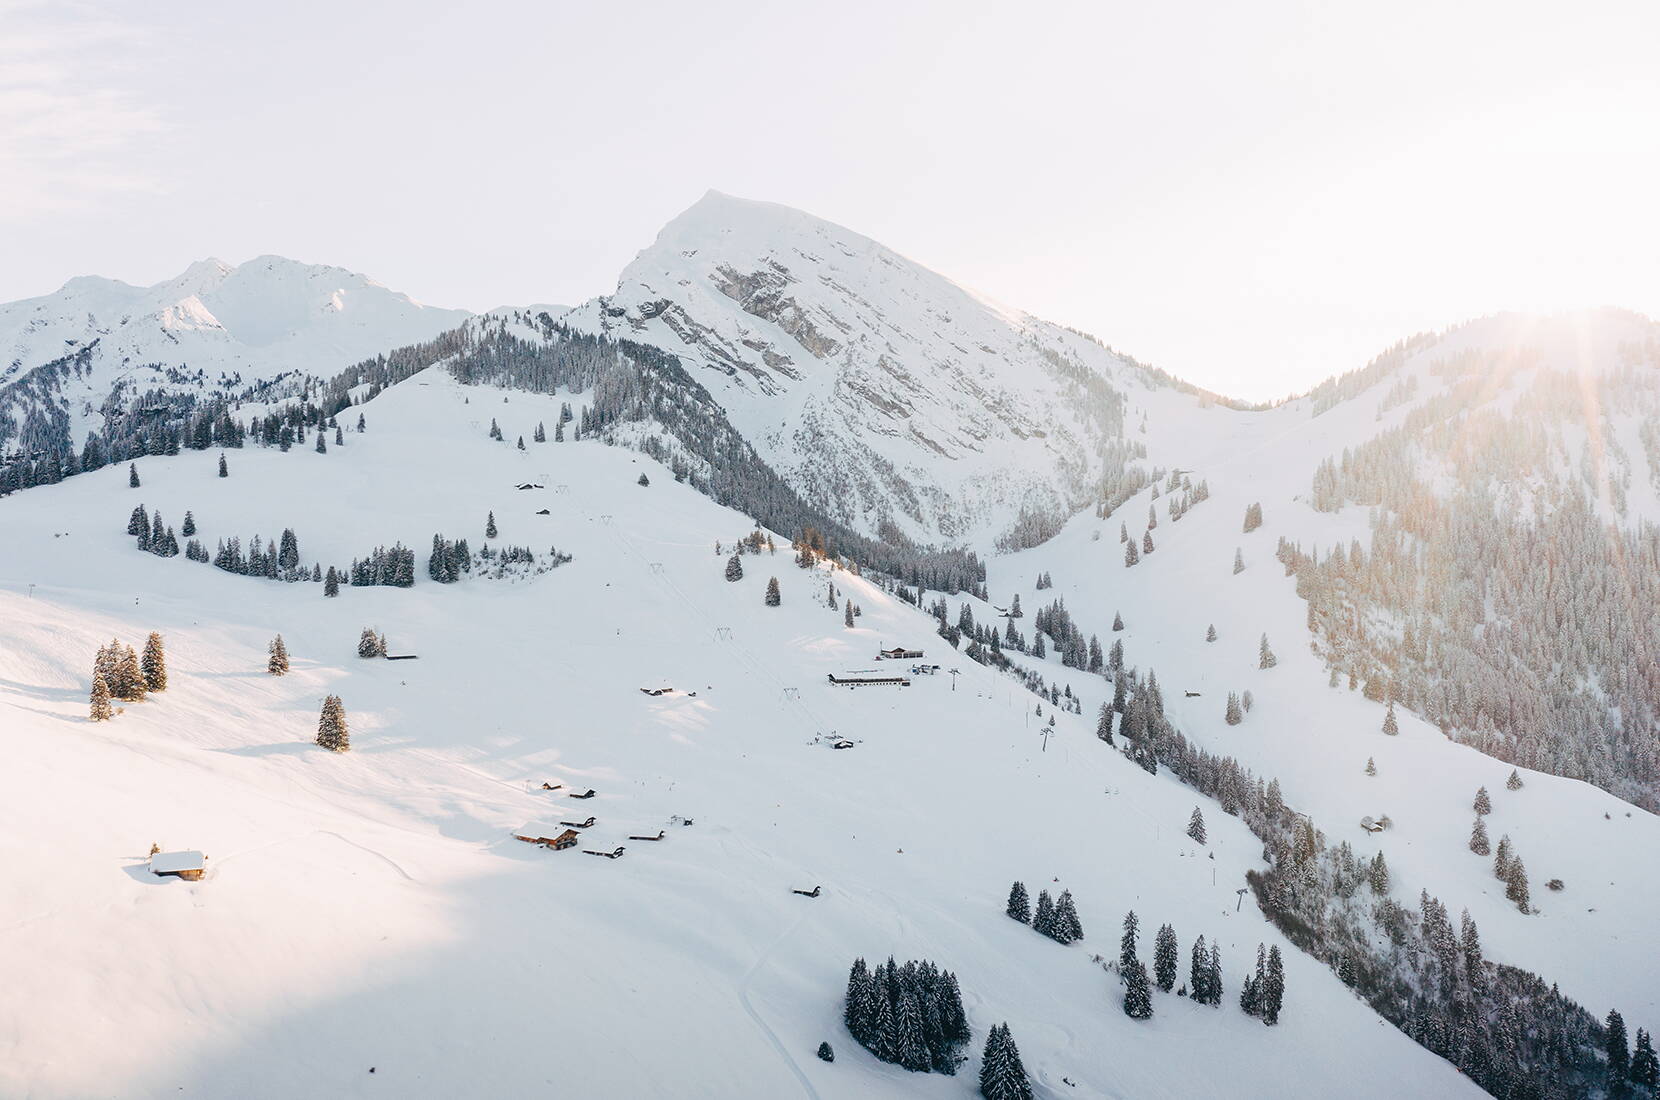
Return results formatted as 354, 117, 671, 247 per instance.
514, 824, 582, 851
149, 850, 206, 881
877, 647, 924, 660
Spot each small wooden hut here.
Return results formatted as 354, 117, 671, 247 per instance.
149, 850, 206, 881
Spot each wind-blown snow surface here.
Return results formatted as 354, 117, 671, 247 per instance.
0, 372, 1476, 1099
563, 191, 1162, 546
0, 256, 470, 448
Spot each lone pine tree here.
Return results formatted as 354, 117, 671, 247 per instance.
324, 566, 340, 597
1122, 959, 1153, 1019
1383, 700, 1400, 735
316, 694, 349, 752
1187, 806, 1207, 844
1470, 816, 1491, 856
764, 576, 781, 606
128, 463, 140, 488
725, 554, 743, 581
485, 511, 498, 539
358, 627, 382, 658
268, 635, 290, 676
1119, 910, 1139, 971
218, 453, 228, 478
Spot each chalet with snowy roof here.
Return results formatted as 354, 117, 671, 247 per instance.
877, 647, 924, 660
514, 824, 581, 850
148, 850, 206, 881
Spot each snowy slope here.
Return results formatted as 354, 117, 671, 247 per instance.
561, 191, 1190, 546
984, 340, 1660, 1039
0, 370, 1478, 1099
0, 256, 470, 453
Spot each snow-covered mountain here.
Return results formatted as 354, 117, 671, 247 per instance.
563, 191, 1185, 547
4, 196, 1660, 1098
0, 256, 469, 458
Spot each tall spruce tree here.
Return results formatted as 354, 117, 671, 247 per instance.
1153, 924, 1178, 992
358, 627, 381, 658
1474, 786, 1492, 815
1032, 890, 1055, 938
1630, 1028, 1659, 1095
1052, 889, 1083, 944
140, 632, 167, 692
1469, 815, 1491, 856
1262, 946, 1284, 1025
1119, 910, 1139, 972
89, 673, 113, 721
218, 453, 228, 478
1122, 959, 1153, 1019
725, 554, 743, 581
129, 462, 140, 488
1005, 881, 1030, 923
978, 1024, 1034, 1100
1607, 1010, 1631, 1087
764, 576, 781, 606
1187, 806, 1207, 844
316, 694, 349, 752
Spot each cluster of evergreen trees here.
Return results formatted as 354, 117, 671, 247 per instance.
1237, 944, 1286, 1025
1004, 881, 1084, 944
427, 535, 474, 583
349, 544, 415, 587
127, 504, 180, 557
89, 634, 167, 719
842, 957, 970, 1075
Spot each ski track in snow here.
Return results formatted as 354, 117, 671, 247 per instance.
736, 906, 821, 1100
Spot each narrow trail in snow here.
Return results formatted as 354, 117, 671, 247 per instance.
736, 906, 821, 1100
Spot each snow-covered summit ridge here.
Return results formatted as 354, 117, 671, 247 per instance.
563, 191, 1174, 546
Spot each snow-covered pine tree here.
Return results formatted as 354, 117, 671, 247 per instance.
1262, 946, 1284, 1025
1225, 692, 1243, 725
1142, 530, 1154, 554
1473, 785, 1492, 816
1187, 806, 1207, 844
1006, 881, 1030, 923
1493, 834, 1514, 881
724, 554, 743, 582
1206, 623, 1217, 642
89, 673, 113, 721
1233, 547, 1245, 574
515, 436, 525, 451
978, 1023, 1034, 1100
1383, 700, 1399, 736
1607, 1010, 1630, 1086
127, 504, 148, 537
358, 627, 381, 658
1124, 540, 1139, 567
1122, 959, 1153, 1019
1365, 756, 1377, 776
334, 425, 344, 446
141, 632, 167, 692
268, 635, 290, 675
1506, 769, 1524, 791
315, 432, 327, 454
816, 1041, 834, 1063
764, 577, 780, 606
181, 510, 196, 537
485, 511, 498, 539
218, 453, 228, 478
1095, 703, 1114, 744
115, 645, 146, 701
534, 422, 546, 443
1504, 856, 1530, 913
128, 463, 140, 488
1242, 689, 1254, 713
1119, 909, 1139, 972
1053, 889, 1083, 944
488, 418, 502, 441
1153, 924, 1178, 992
1032, 890, 1054, 937
1242, 502, 1262, 532
316, 694, 349, 752
1112, 611, 1124, 632
1190, 935, 1211, 1003
1631, 1028, 1659, 1095
324, 566, 340, 597
1258, 633, 1277, 669
844, 602, 854, 628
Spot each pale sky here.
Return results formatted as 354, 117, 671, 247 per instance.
5, 0, 1658, 400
